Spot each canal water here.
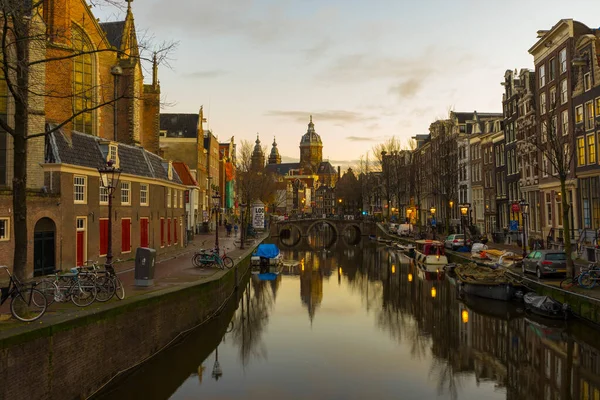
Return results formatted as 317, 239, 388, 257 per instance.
95, 231, 600, 400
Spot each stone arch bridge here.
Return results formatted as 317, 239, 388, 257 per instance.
270, 218, 373, 239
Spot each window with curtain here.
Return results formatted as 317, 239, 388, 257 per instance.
72, 26, 94, 135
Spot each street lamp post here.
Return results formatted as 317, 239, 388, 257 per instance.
212, 191, 221, 253
519, 199, 529, 258
98, 160, 122, 270
338, 198, 342, 218
240, 202, 247, 250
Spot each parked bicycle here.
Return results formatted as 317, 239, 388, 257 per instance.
559, 263, 599, 289
192, 248, 234, 269
579, 263, 600, 289
0, 266, 47, 322
78, 261, 125, 301
37, 267, 98, 307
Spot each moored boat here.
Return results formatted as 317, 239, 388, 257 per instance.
251, 243, 282, 273
455, 263, 522, 301
414, 240, 448, 266
523, 292, 571, 320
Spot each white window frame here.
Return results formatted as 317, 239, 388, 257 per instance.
561, 110, 569, 136
559, 48, 567, 74
560, 79, 567, 104
140, 183, 149, 206
540, 93, 547, 114
99, 184, 109, 205
586, 101, 594, 131
179, 190, 183, 208
74, 175, 87, 204
539, 64, 546, 88
587, 133, 596, 165
576, 105, 584, 124
121, 181, 131, 205
167, 187, 171, 208
0, 217, 9, 241
108, 144, 120, 168
584, 72, 591, 92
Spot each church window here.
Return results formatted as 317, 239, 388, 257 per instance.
72, 26, 95, 135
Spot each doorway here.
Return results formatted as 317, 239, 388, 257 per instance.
34, 217, 56, 277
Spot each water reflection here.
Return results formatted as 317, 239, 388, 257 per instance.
96, 231, 600, 400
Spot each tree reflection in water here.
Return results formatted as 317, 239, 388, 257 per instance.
229, 275, 279, 367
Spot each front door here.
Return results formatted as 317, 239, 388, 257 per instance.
76, 217, 86, 267
33, 217, 56, 277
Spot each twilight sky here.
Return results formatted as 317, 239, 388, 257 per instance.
96, 0, 600, 166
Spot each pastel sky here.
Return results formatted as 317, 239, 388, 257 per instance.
95, 0, 600, 166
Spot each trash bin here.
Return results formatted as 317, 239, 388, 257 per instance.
135, 247, 156, 287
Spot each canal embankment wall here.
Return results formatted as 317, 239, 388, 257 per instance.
0, 252, 255, 400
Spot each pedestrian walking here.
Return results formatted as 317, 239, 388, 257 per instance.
226, 223, 232, 237
234, 224, 239, 237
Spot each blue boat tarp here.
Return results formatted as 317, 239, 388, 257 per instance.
254, 244, 280, 259
257, 272, 279, 281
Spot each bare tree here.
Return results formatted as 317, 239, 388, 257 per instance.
0, 1, 176, 279
520, 105, 576, 276
373, 137, 401, 219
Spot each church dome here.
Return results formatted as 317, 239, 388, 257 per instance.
300, 115, 322, 145
253, 135, 264, 156
269, 136, 281, 164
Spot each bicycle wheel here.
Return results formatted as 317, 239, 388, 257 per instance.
94, 276, 115, 302
560, 277, 577, 290
192, 253, 203, 267
37, 279, 59, 306
11, 288, 47, 322
71, 280, 97, 307
578, 272, 596, 289
222, 256, 234, 269
113, 276, 125, 300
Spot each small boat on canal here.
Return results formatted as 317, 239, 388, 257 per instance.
455, 263, 522, 301
251, 244, 283, 274
414, 240, 448, 267
523, 292, 571, 320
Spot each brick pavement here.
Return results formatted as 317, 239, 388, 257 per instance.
0, 226, 266, 331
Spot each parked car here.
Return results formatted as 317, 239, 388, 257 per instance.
388, 223, 398, 234
397, 224, 413, 237
522, 250, 567, 279
444, 234, 466, 250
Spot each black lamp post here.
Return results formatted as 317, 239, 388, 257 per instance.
98, 160, 122, 269
240, 202, 247, 250
519, 199, 529, 258
212, 191, 221, 253
430, 206, 436, 239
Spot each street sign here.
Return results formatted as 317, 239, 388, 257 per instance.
509, 220, 518, 231
511, 203, 521, 213
431, 218, 437, 227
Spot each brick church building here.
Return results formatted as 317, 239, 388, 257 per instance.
0, 0, 186, 277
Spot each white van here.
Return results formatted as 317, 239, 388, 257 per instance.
398, 224, 413, 236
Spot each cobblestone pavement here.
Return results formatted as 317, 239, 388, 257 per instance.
0, 227, 266, 333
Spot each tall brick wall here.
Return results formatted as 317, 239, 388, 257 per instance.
0, 263, 251, 400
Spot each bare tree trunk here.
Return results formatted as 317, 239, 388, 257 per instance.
561, 179, 574, 277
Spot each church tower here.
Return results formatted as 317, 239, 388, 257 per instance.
268, 136, 282, 164
299, 116, 323, 174
251, 134, 265, 171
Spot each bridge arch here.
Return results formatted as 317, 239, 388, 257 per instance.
340, 224, 362, 245
306, 220, 339, 238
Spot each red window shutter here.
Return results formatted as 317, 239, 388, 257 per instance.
174, 218, 178, 244
160, 218, 164, 247
140, 218, 149, 248
99, 219, 108, 256
121, 219, 131, 252
167, 219, 171, 245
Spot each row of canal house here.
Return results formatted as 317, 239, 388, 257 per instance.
0, 0, 192, 277
403, 19, 600, 260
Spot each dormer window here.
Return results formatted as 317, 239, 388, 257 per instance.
107, 143, 119, 168
168, 161, 173, 180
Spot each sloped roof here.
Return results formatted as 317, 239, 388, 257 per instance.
99, 21, 126, 50
173, 162, 199, 186
265, 162, 300, 175
160, 114, 199, 138
317, 161, 336, 175
46, 127, 182, 185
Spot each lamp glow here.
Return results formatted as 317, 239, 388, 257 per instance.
462, 310, 469, 324
431, 287, 437, 298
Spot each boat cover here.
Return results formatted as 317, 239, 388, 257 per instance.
254, 244, 280, 259
523, 292, 563, 314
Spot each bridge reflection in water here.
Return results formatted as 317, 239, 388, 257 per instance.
94, 231, 600, 400
279, 219, 362, 249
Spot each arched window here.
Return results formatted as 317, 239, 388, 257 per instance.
72, 26, 94, 135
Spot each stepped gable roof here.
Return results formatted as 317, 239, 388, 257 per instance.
317, 161, 336, 175
45, 126, 182, 184
99, 21, 126, 49
265, 162, 300, 175
173, 162, 199, 186
160, 114, 199, 138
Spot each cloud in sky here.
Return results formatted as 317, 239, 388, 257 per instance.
265, 110, 376, 124
346, 136, 380, 142
184, 70, 228, 79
